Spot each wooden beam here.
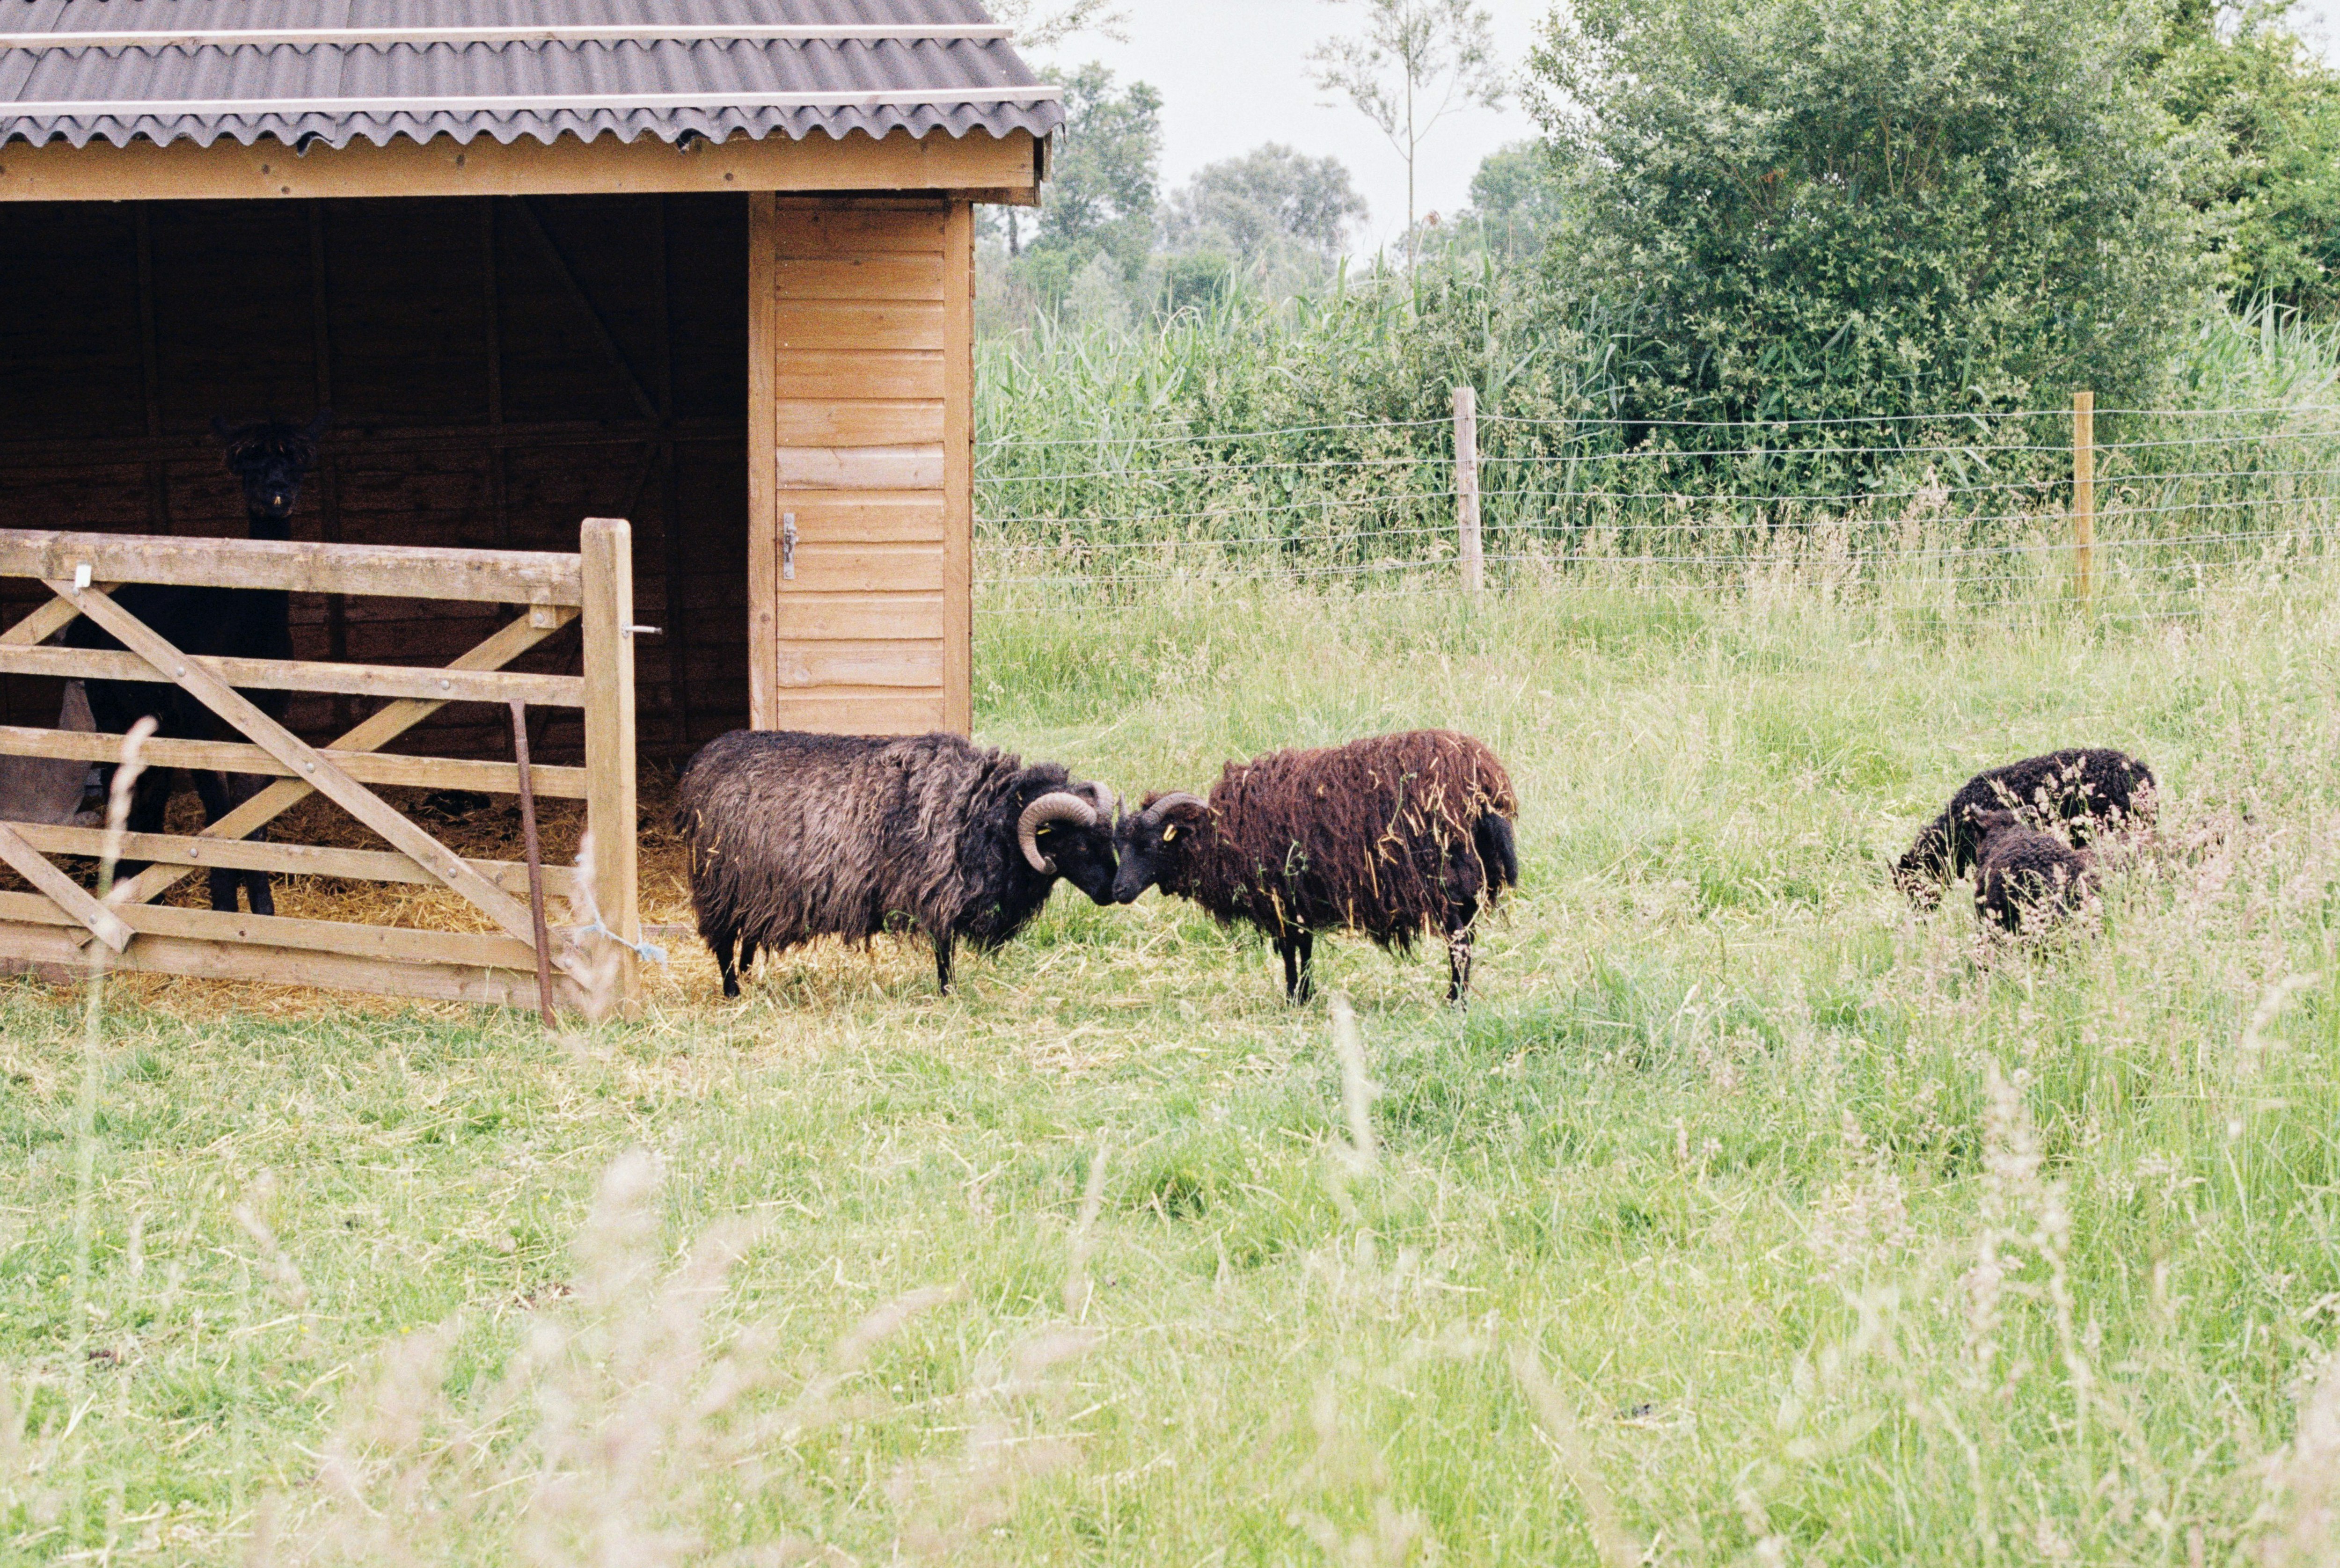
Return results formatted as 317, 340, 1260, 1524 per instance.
0, 529, 584, 605
747, 192, 780, 729
0, 824, 131, 952
0, 127, 1041, 204
6, 821, 580, 900
0, 918, 594, 1011
0, 725, 590, 798
580, 518, 641, 1013
0, 644, 585, 707
0, 589, 108, 649
776, 445, 945, 490
943, 199, 974, 736
0, 888, 544, 968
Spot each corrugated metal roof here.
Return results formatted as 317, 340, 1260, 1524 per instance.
0, 0, 1063, 151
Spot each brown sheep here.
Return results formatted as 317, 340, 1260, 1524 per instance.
1112, 729, 1519, 1004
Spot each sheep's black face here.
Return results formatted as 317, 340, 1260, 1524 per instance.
217, 413, 330, 531
1112, 795, 1209, 904
1034, 817, 1119, 906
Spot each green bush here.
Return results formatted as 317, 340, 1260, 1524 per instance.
1527, 0, 2209, 420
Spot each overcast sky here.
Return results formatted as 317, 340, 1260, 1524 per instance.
1036, 0, 2340, 263
2299, 0, 2340, 58
1045, 0, 1546, 261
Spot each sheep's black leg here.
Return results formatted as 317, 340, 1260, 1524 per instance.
934, 932, 956, 995
711, 928, 740, 998
190, 771, 244, 912
1447, 926, 1476, 1005
1281, 932, 1315, 1005
739, 938, 758, 984
230, 773, 274, 917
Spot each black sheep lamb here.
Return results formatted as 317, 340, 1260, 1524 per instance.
1895, 748, 2154, 907
1966, 808, 2098, 932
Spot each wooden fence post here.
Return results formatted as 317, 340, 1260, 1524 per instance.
2073, 391, 2095, 605
581, 517, 640, 1017
1454, 385, 1482, 594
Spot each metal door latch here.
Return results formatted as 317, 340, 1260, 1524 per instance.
782, 512, 797, 581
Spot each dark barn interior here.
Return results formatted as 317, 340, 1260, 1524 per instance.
0, 192, 751, 766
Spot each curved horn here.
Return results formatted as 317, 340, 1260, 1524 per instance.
1143, 791, 1210, 823
1077, 780, 1120, 822
1018, 791, 1098, 875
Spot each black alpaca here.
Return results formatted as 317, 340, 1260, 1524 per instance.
65, 414, 329, 914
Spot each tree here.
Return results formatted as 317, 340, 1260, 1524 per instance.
1454, 140, 1568, 260
1163, 144, 1370, 270
1528, 0, 2207, 419
1029, 64, 1163, 276
1309, 0, 1507, 269
989, 2, 1135, 261
2156, 0, 2340, 313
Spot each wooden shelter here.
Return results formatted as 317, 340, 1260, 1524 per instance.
0, 0, 1059, 757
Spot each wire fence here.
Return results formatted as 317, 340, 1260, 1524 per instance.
973, 399, 2340, 618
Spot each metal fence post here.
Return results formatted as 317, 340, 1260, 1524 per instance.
1454, 385, 1482, 594
2073, 391, 2095, 605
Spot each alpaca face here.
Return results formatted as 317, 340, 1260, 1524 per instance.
214, 413, 330, 532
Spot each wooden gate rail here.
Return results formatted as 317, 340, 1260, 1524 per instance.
0, 531, 584, 605
0, 725, 589, 795
5, 823, 582, 900
0, 646, 583, 707
0, 519, 640, 1015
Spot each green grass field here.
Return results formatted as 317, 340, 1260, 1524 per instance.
7, 575, 2340, 1564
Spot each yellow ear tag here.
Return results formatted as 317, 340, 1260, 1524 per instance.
1162, 824, 1179, 842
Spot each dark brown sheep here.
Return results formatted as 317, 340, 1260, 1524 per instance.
1966, 808, 2098, 932
674, 729, 1120, 997
1112, 729, 1520, 1004
1895, 748, 2154, 907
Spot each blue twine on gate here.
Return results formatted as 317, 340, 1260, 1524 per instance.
581, 917, 669, 967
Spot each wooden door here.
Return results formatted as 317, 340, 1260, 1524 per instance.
747, 195, 972, 736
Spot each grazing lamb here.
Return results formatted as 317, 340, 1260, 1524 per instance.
63, 414, 329, 914
1111, 729, 1519, 1005
674, 729, 1121, 997
1895, 747, 2154, 907
1966, 808, 2098, 932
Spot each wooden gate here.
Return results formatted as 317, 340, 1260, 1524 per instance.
0, 518, 640, 1014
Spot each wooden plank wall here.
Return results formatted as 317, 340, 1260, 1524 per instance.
0, 194, 751, 764
758, 196, 972, 736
